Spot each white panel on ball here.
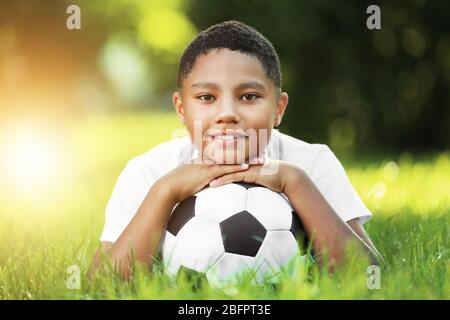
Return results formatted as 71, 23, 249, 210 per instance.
195, 183, 247, 223
254, 231, 301, 282
175, 216, 225, 272
246, 187, 293, 230
206, 252, 255, 288
161, 232, 181, 277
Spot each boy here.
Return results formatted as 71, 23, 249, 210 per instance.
88, 20, 382, 279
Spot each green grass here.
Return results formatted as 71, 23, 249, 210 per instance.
0, 111, 448, 299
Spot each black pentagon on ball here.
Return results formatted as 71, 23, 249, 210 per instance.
233, 182, 262, 189
166, 196, 196, 236
220, 210, 267, 257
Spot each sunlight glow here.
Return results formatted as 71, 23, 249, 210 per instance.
1, 126, 65, 191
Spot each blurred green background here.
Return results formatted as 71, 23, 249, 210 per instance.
1, 0, 449, 152
0, 0, 449, 299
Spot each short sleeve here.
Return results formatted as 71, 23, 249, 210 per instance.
100, 159, 156, 243
310, 145, 372, 224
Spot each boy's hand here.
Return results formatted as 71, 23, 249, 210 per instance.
208, 159, 305, 196
156, 160, 253, 204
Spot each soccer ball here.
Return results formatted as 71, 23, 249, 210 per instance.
160, 182, 308, 290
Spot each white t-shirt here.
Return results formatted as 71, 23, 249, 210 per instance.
100, 129, 372, 243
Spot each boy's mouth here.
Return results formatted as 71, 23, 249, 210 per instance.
204, 130, 248, 144
211, 136, 247, 146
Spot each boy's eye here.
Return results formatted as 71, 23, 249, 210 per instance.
198, 94, 215, 102
241, 93, 260, 101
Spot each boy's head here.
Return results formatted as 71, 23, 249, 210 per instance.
177, 20, 282, 91
173, 20, 289, 164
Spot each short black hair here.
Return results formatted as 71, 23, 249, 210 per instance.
177, 20, 282, 90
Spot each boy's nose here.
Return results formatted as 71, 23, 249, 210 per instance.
214, 100, 240, 124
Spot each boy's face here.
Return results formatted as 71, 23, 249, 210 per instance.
173, 49, 288, 164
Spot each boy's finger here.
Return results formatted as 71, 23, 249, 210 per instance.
210, 172, 242, 187
217, 163, 249, 175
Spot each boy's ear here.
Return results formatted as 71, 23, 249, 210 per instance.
172, 91, 185, 125
274, 92, 289, 127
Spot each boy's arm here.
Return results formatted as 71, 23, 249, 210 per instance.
87, 162, 251, 280
87, 183, 176, 280
285, 171, 382, 269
